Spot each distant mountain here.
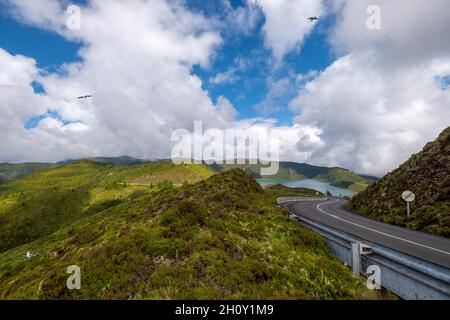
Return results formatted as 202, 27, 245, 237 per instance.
0, 163, 56, 183
348, 126, 450, 237
0, 157, 377, 193
0, 157, 148, 183
209, 161, 377, 192
89, 155, 147, 165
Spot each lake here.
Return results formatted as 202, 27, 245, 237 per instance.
257, 179, 357, 197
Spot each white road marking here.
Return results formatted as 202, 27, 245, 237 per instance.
315, 201, 450, 256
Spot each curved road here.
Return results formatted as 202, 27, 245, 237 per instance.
286, 198, 450, 269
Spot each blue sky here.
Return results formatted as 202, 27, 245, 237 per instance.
0, 0, 334, 127
0, 3, 82, 71
194, 18, 335, 124
0, 0, 449, 175
183, 0, 335, 124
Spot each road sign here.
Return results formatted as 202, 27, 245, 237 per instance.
402, 190, 415, 219
402, 190, 415, 203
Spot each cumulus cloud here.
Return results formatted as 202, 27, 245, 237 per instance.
2, 0, 449, 178
2, 0, 64, 27
289, 0, 450, 175
330, 0, 450, 66
224, 0, 262, 36
1, 0, 314, 165
250, 0, 324, 61
0, 0, 233, 162
172, 118, 323, 165
0, 49, 94, 162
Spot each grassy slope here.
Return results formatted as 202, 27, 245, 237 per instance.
264, 184, 326, 198
0, 161, 214, 253
0, 163, 57, 183
89, 156, 145, 165
348, 182, 370, 193
348, 127, 450, 237
0, 167, 384, 300
319, 168, 371, 192
211, 162, 375, 192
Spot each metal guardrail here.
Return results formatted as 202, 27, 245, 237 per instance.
278, 198, 450, 300
277, 197, 328, 203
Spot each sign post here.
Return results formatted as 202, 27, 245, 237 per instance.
401, 191, 415, 219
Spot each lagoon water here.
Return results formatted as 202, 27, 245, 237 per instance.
257, 179, 357, 197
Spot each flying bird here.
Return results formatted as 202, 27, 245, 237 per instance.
26, 251, 35, 259
308, 16, 318, 22
78, 95, 92, 99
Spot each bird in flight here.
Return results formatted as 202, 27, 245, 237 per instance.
308, 16, 318, 22
78, 95, 92, 99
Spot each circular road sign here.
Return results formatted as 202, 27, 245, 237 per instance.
402, 190, 415, 203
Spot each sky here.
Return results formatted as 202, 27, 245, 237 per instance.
0, 0, 449, 176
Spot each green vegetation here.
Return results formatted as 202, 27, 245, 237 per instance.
331, 181, 370, 193
264, 184, 325, 198
315, 168, 367, 184
0, 159, 376, 194
88, 156, 145, 165
0, 157, 148, 184
210, 162, 376, 192
348, 182, 370, 193
0, 164, 385, 300
209, 162, 306, 180
0, 163, 56, 183
0, 161, 214, 252
349, 126, 450, 237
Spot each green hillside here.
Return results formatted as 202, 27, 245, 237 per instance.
0, 163, 57, 183
0, 161, 214, 253
0, 165, 384, 300
0, 157, 149, 184
264, 184, 325, 198
316, 167, 369, 183
89, 156, 146, 165
0, 159, 376, 194
210, 162, 376, 191
348, 127, 450, 237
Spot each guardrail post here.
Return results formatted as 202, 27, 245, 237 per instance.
351, 243, 361, 276
352, 243, 373, 276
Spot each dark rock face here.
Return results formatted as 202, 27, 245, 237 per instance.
348, 127, 450, 237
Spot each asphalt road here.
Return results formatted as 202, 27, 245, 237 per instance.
286, 198, 450, 269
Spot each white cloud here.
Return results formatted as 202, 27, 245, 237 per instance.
210, 55, 254, 86
0, 0, 231, 162
2, 0, 79, 40
0, 49, 37, 87
216, 96, 238, 122
224, 0, 262, 36
0, 0, 316, 165
250, 0, 324, 61
2, 0, 449, 179
330, 0, 450, 66
253, 77, 294, 115
289, 0, 450, 175
210, 68, 239, 85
